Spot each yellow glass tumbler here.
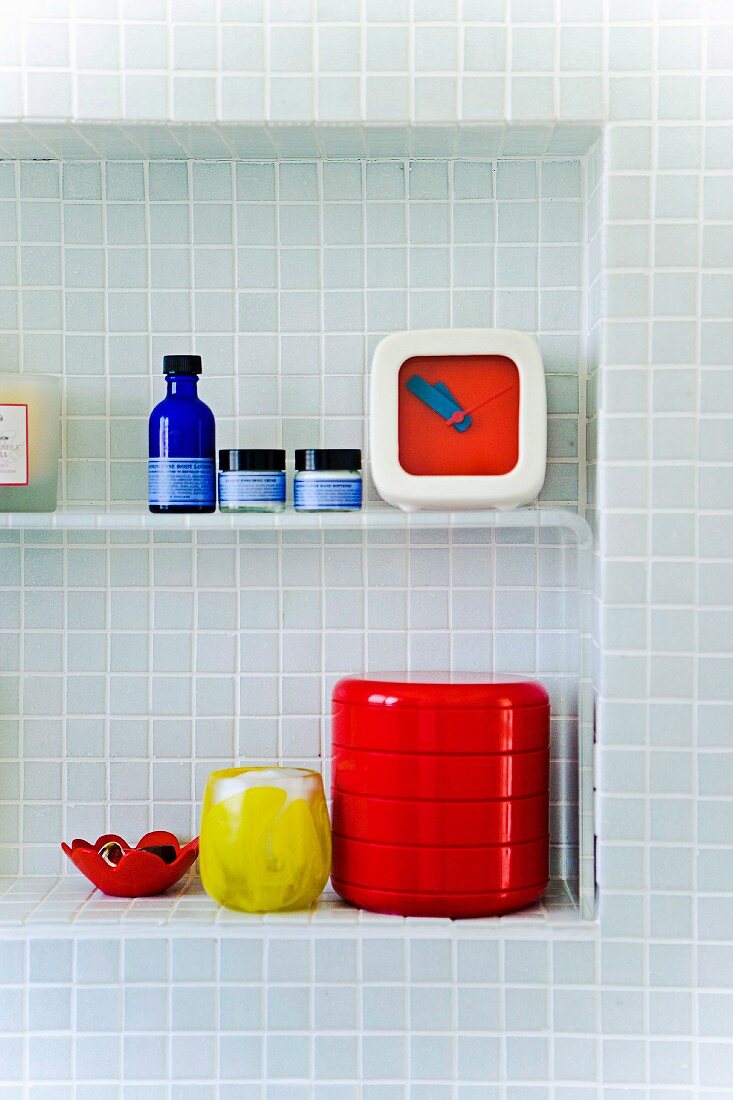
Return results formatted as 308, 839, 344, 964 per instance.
200, 767, 332, 913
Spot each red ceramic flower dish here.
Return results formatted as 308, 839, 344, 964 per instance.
62, 831, 199, 897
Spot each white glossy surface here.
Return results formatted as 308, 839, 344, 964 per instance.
0, 502, 592, 543
0, 122, 602, 161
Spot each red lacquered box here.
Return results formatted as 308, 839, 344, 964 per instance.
331, 674, 550, 919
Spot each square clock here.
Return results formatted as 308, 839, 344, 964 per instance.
369, 328, 547, 511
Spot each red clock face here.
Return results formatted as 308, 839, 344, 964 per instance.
398, 354, 520, 477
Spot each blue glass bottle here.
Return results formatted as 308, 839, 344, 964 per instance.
148, 354, 216, 514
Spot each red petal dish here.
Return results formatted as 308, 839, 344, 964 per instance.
62, 831, 199, 897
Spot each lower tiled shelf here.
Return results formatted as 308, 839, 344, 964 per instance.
0, 875, 590, 936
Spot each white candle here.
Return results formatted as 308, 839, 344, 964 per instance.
0, 374, 61, 513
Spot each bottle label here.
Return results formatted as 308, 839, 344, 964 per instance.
148, 458, 215, 506
294, 476, 362, 511
219, 471, 286, 505
0, 404, 29, 486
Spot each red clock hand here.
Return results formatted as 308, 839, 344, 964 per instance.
447, 382, 516, 426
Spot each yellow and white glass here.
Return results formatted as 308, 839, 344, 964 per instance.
200, 767, 332, 913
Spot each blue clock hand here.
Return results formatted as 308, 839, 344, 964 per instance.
432, 381, 462, 405
405, 375, 472, 432
433, 382, 476, 430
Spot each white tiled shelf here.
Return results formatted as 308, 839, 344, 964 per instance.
0, 874, 590, 937
0, 122, 602, 162
0, 503, 592, 543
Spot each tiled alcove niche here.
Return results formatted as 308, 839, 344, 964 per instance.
0, 125, 598, 920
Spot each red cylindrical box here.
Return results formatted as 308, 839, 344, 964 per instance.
331, 674, 550, 919
332, 835, 549, 893
332, 790, 549, 846
332, 745, 549, 801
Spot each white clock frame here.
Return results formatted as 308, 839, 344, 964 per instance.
369, 328, 547, 512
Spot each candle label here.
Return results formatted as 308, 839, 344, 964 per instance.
0, 404, 29, 486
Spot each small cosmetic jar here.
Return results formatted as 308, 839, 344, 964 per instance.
294, 449, 363, 512
218, 449, 286, 513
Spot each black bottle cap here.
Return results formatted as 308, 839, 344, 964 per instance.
163, 354, 202, 375
219, 449, 286, 472
295, 448, 362, 471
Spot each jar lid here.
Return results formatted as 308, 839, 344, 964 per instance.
332, 674, 550, 710
219, 449, 286, 472
163, 354, 202, 375
295, 448, 362, 471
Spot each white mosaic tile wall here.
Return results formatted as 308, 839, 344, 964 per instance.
0, 1, 731, 1094
0, 929, 607, 1092
594, 34, 733, 1100
0, 156, 584, 510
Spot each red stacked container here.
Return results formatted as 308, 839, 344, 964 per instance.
331, 674, 550, 919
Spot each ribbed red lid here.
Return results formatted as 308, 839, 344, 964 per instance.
333, 674, 549, 710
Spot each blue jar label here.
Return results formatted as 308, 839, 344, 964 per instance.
218, 470, 285, 505
149, 458, 215, 506
294, 476, 362, 511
